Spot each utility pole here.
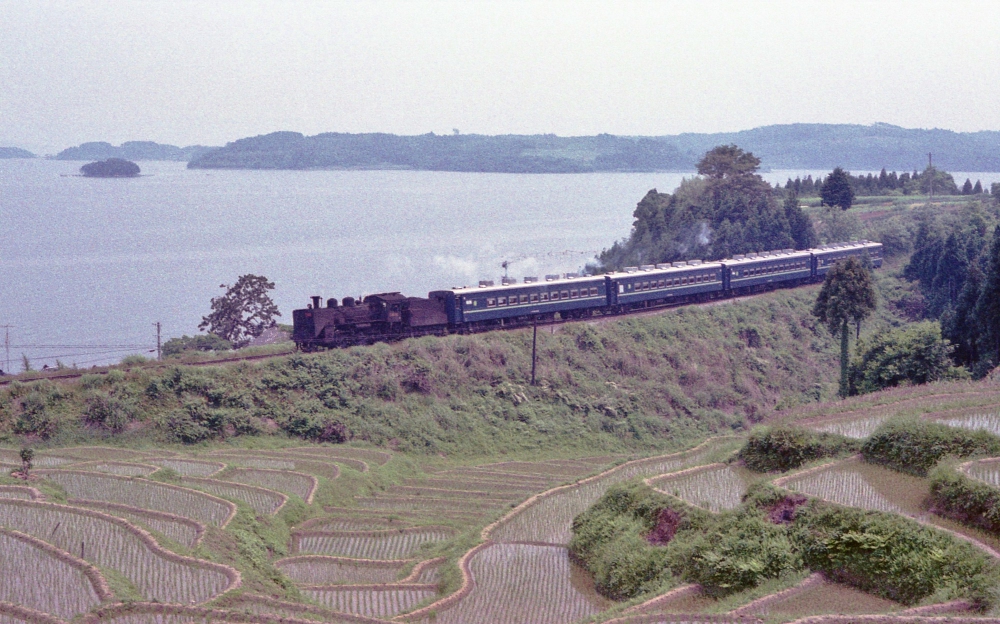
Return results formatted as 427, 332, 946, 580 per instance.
154, 322, 161, 361
1, 325, 11, 374
530, 320, 538, 386
928, 153, 934, 199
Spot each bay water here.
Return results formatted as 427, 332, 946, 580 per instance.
2, 159, 997, 370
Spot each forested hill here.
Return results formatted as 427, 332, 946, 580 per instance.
55, 141, 217, 162
187, 124, 1000, 172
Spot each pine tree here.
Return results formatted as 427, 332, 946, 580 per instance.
963, 178, 974, 195
973, 180, 983, 194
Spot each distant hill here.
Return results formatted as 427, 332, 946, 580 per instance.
187, 124, 1000, 173
188, 131, 690, 172
55, 141, 217, 162
0, 147, 36, 159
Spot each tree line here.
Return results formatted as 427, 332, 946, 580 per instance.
784, 167, 993, 198
903, 201, 1000, 376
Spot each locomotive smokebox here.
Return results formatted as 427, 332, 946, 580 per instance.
311, 296, 322, 309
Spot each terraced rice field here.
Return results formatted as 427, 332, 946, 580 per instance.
42, 471, 234, 526
963, 458, 1000, 487
66, 461, 158, 477
277, 555, 409, 584
413, 543, 609, 624
303, 585, 437, 618
73, 501, 203, 548
809, 415, 889, 439
649, 464, 755, 512
0, 530, 104, 618
490, 442, 720, 544
181, 477, 286, 515
938, 412, 1000, 437
223, 467, 317, 502
779, 460, 928, 515
739, 577, 901, 617
0, 499, 236, 603
295, 527, 454, 560
149, 458, 225, 477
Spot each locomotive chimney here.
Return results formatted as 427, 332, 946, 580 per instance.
311, 296, 322, 309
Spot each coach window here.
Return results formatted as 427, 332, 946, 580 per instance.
497, 296, 506, 305
530, 293, 539, 303
561, 290, 569, 298
518, 295, 527, 304
486, 298, 496, 307
569, 289, 578, 298
540, 293, 549, 302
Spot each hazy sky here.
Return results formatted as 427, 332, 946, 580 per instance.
3, 0, 1000, 154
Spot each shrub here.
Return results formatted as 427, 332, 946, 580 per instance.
848, 321, 967, 396
83, 392, 137, 433
792, 501, 997, 605
862, 418, 1000, 476
665, 511, 798, 597
738, 425, 860, 472
162, 334, 233, 357
928, 462, 1000, 534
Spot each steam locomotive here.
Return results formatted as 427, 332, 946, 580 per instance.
292, 241, 882, 350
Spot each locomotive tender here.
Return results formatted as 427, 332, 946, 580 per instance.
292, 240, 882, 350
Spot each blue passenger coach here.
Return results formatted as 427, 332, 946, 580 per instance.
723, 249, 813, 292
606, 261, 725, 309
434, 273, 607, 325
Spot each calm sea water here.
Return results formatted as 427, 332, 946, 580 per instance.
2, 160, 998, 371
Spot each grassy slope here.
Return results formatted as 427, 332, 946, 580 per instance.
0, 285, 853, 458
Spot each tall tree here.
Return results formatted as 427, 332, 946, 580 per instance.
696, 144, 761, 179
199, 274, 281, 348
975, 226, 1000, 365
783, 192, 817, 249
813, 256, 878, 397
820, 167, 855, 210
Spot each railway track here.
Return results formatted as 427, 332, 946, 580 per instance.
0, 280, 820, 388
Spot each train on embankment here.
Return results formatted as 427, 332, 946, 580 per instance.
292, 240, 882, 350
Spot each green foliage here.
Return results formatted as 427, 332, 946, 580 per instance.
928, 462, 1000, 534
861, 418, 1000, 476
813, 257, 878, 336
792, 502, 996, 605
665, 511, 798, 597
597, 144, 803, 271
738, 425, 860, 472
572, 480, 999, 608
83, 390, 138, 433
79, 158, 140, 177
0, 286, 847, 452
199, 274, 280, 348
848, 321, 967, 395
162, 334, 233, 357
813, 256, 877, 396
820, 167, 855, 210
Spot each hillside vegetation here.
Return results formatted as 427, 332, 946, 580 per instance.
1, 287, 846, 455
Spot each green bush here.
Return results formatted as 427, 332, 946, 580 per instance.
848, 321, 967, 396
738, 425, 860, 472
862, 418, 1000, 476
162, 334, 233, 357
792, 501, 996, 605
665, 511, 798, 597
571, 480, 999, 607
928, 462, 1000, 534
